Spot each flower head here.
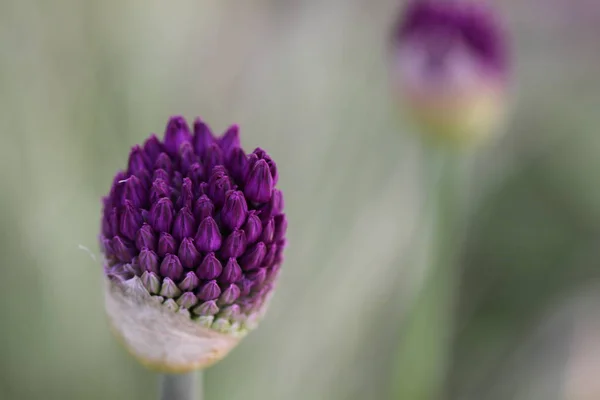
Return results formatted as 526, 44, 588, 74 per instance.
100, 116, 286, 372
390, 0, 509, 143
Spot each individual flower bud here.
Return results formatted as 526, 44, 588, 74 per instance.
228, 147, 247, 183
179, 142, 198, 176
179, 271, 200, 292
220, 258, 243, 284
178, 238, 201, 269
390, 0, 509, 144
160, 277, 182, 299
143, 134, 163, 162
203, 144, 224, 175
221, 230, 247, 259
196, 253, 223, 280
122, 175, 146, 208
172, 207, 196, 241
154, 152, 172, 173
247, 268, 267, 287
99, 116, 287, 372
138, 248, 159, 274
177, 292, 198, 309
244, 211, 263, 244
128, 146, 150, 174
263, 243, 278, 268
135, 223, 156, 251
193, 300, 219, 317
152, 168, 170, 184
164, 116, 192, 156
219, 304, 241, 321
221, 191, 248, 231
218, 284, 241, 306
150, 197, 174, 233
187, 163, 204, 187
119, 200, 143, 241
219, 125, 240, 160
193, 195, 214, 222
149, 179, 171, 205
244, 159, 273, 203
192, 118, 214, 156
260, 218, 275, 244
141, 271, 161, 295
157, 232, 177, 258
206, 168, 232, 207
257, 189, 284, 222
197, 280, 221, 301
195, 217, 222, 252
178, 178, 194, 210
248, 148, 278, 184
160, 254, 184, 281
240, 242, 267, 271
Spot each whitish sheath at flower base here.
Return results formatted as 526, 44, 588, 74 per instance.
99, 116, 286, 373
390, 0, 509, 144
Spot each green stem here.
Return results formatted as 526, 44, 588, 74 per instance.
159, 371, 201, 400
391, 144, 469, 400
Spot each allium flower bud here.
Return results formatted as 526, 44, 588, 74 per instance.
160, 278, 182, 299
141, 271, 160, 295
244, 211, 263, 244
196, 253, 223, 280
194, 216, 222, 252
194, 195, 214, 222
179, 271, 200, 292
135, 223, 156, 251
221, 229, 247, 259
390, 0, 509, 143
157, 232, 177, 258
100, 116, 287, 372
160, 254, 184, 281
220, 258, 243, 284
221, 191, 248, 231
139, 248, 159, 274
178, 238, 201, 269
177, 292, 198, 309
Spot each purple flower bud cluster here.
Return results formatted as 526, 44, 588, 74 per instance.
100, 116, 286, 329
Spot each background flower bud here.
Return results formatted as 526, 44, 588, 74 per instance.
390, 0, 509, 143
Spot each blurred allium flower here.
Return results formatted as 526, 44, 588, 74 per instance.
100, 116, 286, 372
390, 0, 509, 143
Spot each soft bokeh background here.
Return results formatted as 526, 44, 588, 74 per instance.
1, 1, 600, 399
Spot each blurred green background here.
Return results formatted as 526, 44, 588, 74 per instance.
1, 1, 600, 399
